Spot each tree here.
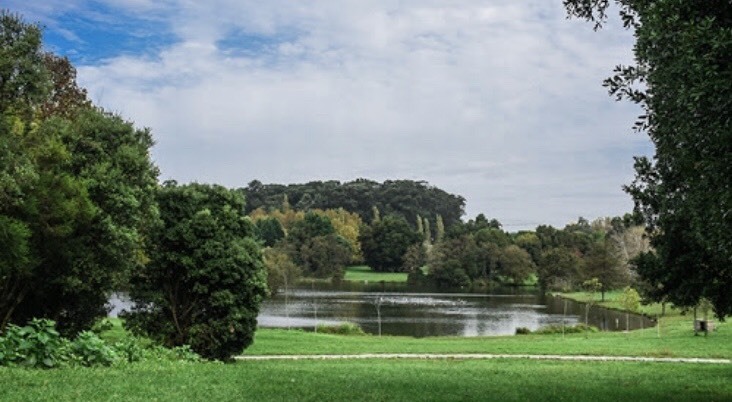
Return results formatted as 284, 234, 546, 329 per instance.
0, 12, 161, 335
263, 245, 300, 297
360, 215, 421, 272
39, 53, 90, 119
124, 182, 267, 360
254, 217, 285, 247
619, 287, 641, 332
565, 1, 732, 318
582, 278, 602, 327
582, 240, 629, 301
497, 245, 536, 285
0, 11, 48, 118
537, 247, 581, 291
299, 234, 352, 279
435, 214, 445, 243
313, 208, 363, 263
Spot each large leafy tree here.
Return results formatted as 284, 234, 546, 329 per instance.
1, 11, 158, 334
124, 182, 267, 360
360, 215, 422, 272
565, 1, 732, 317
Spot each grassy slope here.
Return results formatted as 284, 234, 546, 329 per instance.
343, 265, 408, 283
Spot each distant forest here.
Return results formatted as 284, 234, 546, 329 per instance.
242, 179, 466, 229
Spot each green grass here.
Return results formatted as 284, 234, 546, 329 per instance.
247, 317, 730, 358
1, 359, 729, 401
343, 265, 408, 283
2, 302, 730, 401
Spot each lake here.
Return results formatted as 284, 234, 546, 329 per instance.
257, 281, 655, 337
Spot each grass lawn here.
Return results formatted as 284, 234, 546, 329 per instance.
1, 359, 729, 402
343, 265, 408, 283
247, 319, 731, 359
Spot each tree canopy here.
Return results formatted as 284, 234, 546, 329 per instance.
0, 11, 158, 334
243, 179, 465, 230
124, 182, 267, 360
565, 0, 732, 317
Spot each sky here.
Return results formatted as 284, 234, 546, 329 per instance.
7, 0, 652, 230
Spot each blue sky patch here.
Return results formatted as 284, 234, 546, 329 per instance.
38, 5, 177, 65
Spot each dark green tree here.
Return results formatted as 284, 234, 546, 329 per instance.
360, 215, 421, 272
1, 12, 158, 333
537, 247, 581, 291
254, 217, 285, 247
427, 235, 478, 288
497, 245, 536, 285
565, 1, 732, 317
124, 182, 267, 360
299, 234, 352, 279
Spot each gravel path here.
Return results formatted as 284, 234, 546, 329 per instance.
235, 353, 730, 364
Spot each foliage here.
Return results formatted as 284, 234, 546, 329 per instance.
263, 246, 301, 296
313, 208, 364, 262
315, 322, 367, 336
0, 11, 48, 117
299, 234, 352, 279
0, 318, 65, 368
68, 331, 117, 367
0, 11, 158, 335
581, 240, 629, 301
254, 217, 284, 247
565, 0, 732, 318
0, 318, 202, 368
497, 245, 535, 285
619, 287, 641, 313
537, 247, 580, 291
124, 182, 268, 360
243, 179, 465, 230
401, 243, 428, 274
514, 327, 531, 335
533, 323, 599, 335
360, 215, 421, 272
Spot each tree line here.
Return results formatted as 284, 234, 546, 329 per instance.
243, 178, 466, 230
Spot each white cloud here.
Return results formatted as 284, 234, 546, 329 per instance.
17, 0, 651, 229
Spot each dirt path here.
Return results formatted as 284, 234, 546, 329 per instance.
235, 353, 730, 364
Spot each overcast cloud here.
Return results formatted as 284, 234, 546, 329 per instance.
7, 0, 651, 229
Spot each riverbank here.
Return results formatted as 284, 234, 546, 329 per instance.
246, 315, 730, 359
343, 265, 408, 283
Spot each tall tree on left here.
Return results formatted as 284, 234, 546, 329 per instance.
0, 11, 159, 334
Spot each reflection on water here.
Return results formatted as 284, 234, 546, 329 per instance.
108, 282, 655, 337
258, 282, 654, 337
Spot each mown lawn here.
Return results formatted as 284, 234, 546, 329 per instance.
343, 265, 408, 283
1, 359, 729, 402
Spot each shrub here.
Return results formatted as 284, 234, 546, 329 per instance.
515, 327, 531, 335
533, 323, 598, 335
316, 322, 367, 336
0, 319, 66, 368
0, 319, 202, 368
69, 331, 117, 367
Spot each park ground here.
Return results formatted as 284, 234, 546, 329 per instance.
1, 274, 730, 401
